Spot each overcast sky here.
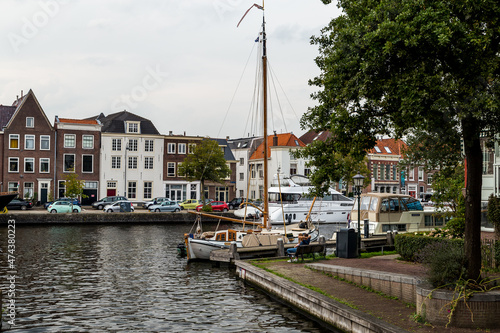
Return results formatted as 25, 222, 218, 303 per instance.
1, 1, 341, 139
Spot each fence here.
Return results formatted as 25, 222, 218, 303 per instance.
481, 239, 498, 269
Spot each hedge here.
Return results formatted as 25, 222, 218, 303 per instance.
395, 233, 465, 262
496, 240, 500, 268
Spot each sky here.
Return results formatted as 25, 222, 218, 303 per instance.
0, 1, 341, 139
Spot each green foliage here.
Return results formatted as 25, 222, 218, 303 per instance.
487, 194, 500, 239
177, 139, 231, 202
443, 218, 465, 239
496, 241, 500, 269
430, 165, 465, 217
416, 241, 467, 288
201, 205, 213, 212
48, 190, 54, 202
395, 233, 464, 262
63, 172, 87, 199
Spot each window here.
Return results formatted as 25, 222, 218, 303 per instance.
392, 165, 397, 180
111, 156, 121, 169
380, 165, 385, 180
26, 117, 34, 128
24, 158, 35, 173
386, 165, 390, 180
112, 139, 122, 151
373, 164, 378, 180
107, 181, 117, 188
40, 158, 50, 173
178, 143, 186, 154
190, 184, 197, 199
9, 134, 19, 149
82, 135, 94, 149
64, 154, 75, 172
384, 146, 392, 153
25, 135, 35, 150
8, 182, 18, 193
418, 167, 424, 181
58, 181, 66, 197
127, 122, 139, 133
290, 163, 297, 175
128, 181, 137, 199
145, 140, 154, 152
168, 143, 176, 154
427, 174, 433, 185
128, 156, 137, 169
23, 182, 34, 199
128, 139, 138, 151
409, 168, 414, 181
144, 157, 154, 169
144, 182, 152, 199
167, 162, 176, 177
40, 135, 50, 150
9, 158, 19, 172
374, 146, 382, 153
188, 143, 196, 154
239, 190, 244, 197
216, 186, 228, 201
251, 165, 256, 178
82, 155, 93, 173
64, 134, 76, 148
240, 158, 244, 166
239, 173, 244, 181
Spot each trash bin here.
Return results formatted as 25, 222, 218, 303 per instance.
335, 228, 358, 258
119, 202, 132, 212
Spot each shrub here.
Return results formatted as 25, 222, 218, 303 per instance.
496, 241, 500, 269
201, 204, 213, 212
416, 241, 467, 288
395, 233, 464, 262
445, 217, 465, 238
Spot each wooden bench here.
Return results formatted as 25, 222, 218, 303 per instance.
293, 244, 326, 261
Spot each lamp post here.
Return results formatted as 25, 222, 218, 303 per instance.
352, 173, 365, 256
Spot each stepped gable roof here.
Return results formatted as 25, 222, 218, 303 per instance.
58, 118, 100, 125
0, 105, 16, 128
99, 110, 160, 135
368, 138, 406, 156
250, 133, 305, 160
213, 138, 236, 161
299, 130, 332, 144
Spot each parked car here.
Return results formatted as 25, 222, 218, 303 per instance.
227, 197, 246, 210
7, 199, 33, 210
44, 197, 81, 209
47, 201, 81, 213
103, 201, 135, 213
92, 196, 127, 210
149, 201, 181, 213
143, 197, 170, 209
195, 201, 229, 212
179, 199, 202, 210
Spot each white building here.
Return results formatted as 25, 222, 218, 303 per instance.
97, 111, 164, 202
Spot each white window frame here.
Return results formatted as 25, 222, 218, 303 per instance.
25, 134, 35, 150
26, 117, 34, 128
145, 139, 154, 152
188, 143, 196, 154
111, 156, 121, 169
128, 139, 138, 152
8, 157, 19, 173
40, 135, 50, 150
82, 154, 93, 173
128, 181, 137, 199
9, 134, 19, 150
167, 162, 176, 177
24, 157, 35, 173
126, 122, 140, 134
167, 143, 176, 154
82, 135, 94, 149
64, 134, 76, 148
178, 143, 186, 154
144, 182, 152, 199
144, 156, 154, 169
40, 158, 50, 173
128, 156, 138, 169
112, 138, 122, 151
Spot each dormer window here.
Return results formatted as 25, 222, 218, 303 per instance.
127, 122, 140, 134
26, 117, 34, 128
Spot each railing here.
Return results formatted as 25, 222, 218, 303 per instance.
481, 238, 497, 269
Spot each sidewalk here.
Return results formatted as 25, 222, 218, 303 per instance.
256, 255, 499, 333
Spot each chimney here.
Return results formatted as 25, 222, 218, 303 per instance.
273, 131, 278, 146
226, 136, 229, 141
169, 131, 173, 136
21, 90, 23, 98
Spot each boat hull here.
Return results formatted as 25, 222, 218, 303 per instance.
0, 193, 18, 212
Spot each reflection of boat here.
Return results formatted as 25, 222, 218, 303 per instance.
350, 192, 449, 235
184, 4, 318, 261
0, 192, 18, 213
266, 175, 353, 226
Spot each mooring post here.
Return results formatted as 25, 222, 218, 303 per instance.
230, 241, 240, 260
277, 238, 285, 257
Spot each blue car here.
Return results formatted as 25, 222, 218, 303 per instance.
44, 197, 81, 209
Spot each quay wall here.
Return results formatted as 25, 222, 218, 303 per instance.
235, 260, 404, 333
0, 212, 233, 224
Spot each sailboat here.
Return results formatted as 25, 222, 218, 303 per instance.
0, 192, 18, 213
183, 3, 319, 261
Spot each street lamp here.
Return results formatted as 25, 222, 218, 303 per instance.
352, 173, 365, 256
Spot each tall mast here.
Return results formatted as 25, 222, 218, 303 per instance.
262, 11, 269, 229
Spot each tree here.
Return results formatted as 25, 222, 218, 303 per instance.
63, 172, 87, 209
302, 0, 500, 279
430, 164, 465, 218
177, 139, 231, 202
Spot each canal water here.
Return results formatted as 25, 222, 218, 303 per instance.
0, 223, 340, 332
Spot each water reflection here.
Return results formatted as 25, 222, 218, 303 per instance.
0, 224, 337, 332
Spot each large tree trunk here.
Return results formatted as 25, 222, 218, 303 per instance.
462, 117, 482, 280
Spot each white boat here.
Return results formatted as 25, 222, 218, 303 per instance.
265, 175, 353, 226
350, 192, 450, 235
183, 4, 319, 261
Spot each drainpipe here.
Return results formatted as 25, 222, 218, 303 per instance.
54, 119, 58, 199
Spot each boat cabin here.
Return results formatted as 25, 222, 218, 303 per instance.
351, 193, 449, 234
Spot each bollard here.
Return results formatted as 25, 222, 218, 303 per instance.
230, 241, 240, 260
386, 230, 394, 246
277, 238, 285, 257
364, 219, 369, 238
318, 235, 326, 256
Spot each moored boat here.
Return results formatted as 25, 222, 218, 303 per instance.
0, 192, 18, 213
